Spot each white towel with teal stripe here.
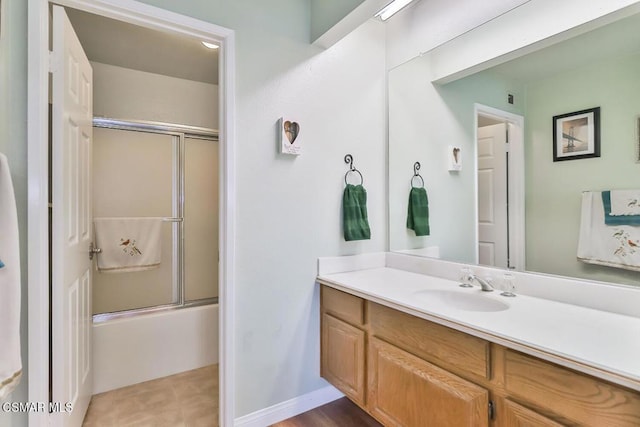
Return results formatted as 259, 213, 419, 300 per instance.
577, 191, 640, 271
609, 190, 640, 216
0, 153, 22, 399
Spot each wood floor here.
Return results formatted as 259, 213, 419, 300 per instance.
270, 397, 382, 427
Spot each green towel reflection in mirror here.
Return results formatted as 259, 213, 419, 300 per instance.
407, 187, 430, 236
343, 184, 371, 241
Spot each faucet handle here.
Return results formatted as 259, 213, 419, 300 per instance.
459, 267, 473, 288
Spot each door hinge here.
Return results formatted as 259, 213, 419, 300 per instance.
505, 126, 510, 152
489, 400, 495, 420
48, 50, 55, 73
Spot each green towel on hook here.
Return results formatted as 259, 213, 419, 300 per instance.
407, 187, 430, 236
343, 184, 371, 241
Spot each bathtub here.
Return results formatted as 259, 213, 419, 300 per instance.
92, 304, 218, 394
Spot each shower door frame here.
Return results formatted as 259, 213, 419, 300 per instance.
27, 1, 237, 426
91, 118, 220, 322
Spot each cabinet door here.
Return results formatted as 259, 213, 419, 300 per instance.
368, 337, 489, 427
501, 399, 565, 427
321, 314, 366, 405
504, 350, 640, 426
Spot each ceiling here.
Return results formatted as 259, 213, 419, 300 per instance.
490, 11, 640, 84
66, 8, 219, 85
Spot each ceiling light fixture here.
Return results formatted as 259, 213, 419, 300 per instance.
201, 41, 219, 49
375, 0, 416, 21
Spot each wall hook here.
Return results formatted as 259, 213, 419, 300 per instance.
344, 154, 363, 185
411, 161, 424, 188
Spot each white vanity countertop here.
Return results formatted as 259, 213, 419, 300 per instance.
317, 266, 640, 391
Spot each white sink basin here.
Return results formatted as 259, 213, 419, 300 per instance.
411, 289, 509, 312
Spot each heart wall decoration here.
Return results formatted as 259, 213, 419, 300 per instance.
448, 145, 462, 171
279, 117, 302, 156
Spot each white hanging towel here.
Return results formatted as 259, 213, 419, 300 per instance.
0, 153, 22, 400
94, 217, 163, 273
609, 190, 640, 216
577, 191, 640, 271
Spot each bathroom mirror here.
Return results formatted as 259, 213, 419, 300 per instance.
388, 10, 640, 287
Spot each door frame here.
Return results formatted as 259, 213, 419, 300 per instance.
474, 104, 525, 271
27, 1, 236, 425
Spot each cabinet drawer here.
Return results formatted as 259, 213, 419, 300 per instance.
321, 314, 366, 406
504, 350, 640, 426
322, 285, 365, 326
369, 302, 490, 380
501, 398, 564, 427
368, 337, 489, 427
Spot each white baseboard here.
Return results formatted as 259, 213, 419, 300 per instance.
234, 385, 344, 427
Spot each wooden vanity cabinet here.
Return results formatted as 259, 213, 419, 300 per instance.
319, 285, 640, 427
499, 398, 564, 427
320, 287, 367, 406
502, 350, 640, 426
368, 336, 489, 426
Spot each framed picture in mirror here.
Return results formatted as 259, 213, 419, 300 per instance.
552, 107, 600, 162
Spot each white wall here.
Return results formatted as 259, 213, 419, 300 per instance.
386, 0, 640, 78
232, 19, 387, 418
427, 0, 640, 83
385, 0, 530, 69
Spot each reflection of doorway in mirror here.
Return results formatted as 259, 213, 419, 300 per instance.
477, 122, 508, 268
475, 105, 525, 271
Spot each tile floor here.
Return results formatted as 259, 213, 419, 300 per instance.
82, 364, 218, 427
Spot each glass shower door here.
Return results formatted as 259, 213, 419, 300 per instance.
92, 127, 178, 314
184, 136, 219, 302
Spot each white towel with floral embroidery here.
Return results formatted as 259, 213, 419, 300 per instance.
609, 190, 640, 216
94, 217, 162, 273
0, 153, 22, 400
577, 191, 640, 271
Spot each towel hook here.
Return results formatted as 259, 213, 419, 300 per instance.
411, 161, 424, 188
344, 154, 363, 186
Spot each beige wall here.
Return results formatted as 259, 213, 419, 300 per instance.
92, 61, 219, 129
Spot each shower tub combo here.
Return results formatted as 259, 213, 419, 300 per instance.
90, 118, 219, 393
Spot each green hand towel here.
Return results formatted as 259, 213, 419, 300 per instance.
407, 187, 430, 236
343, 184, 371, 241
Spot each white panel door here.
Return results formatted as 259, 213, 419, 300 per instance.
52, 6, 93, 427
477, 123, 508, 268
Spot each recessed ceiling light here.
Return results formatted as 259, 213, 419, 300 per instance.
375, 0, 416, 21
201, 41, 219, 49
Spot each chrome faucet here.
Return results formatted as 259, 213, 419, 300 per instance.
469, 275, 494, 292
